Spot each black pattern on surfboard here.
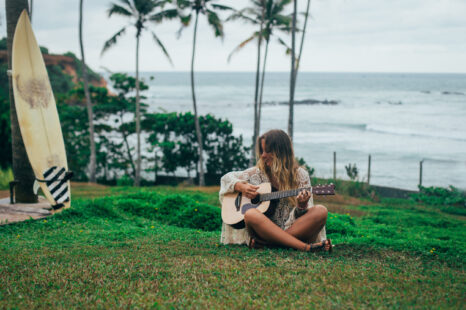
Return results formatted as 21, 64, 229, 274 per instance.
41, 166, 70, 204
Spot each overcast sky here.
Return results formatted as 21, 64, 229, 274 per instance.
1, 0, 465, 73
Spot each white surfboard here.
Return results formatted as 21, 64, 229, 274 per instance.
11, 10, 71, 210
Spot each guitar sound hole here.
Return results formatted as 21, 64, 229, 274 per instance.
251, 195, 260, 204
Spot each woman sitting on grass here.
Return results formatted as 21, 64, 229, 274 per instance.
219, 129, 332, 252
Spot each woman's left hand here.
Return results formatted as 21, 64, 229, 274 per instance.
297, 190, 310, 209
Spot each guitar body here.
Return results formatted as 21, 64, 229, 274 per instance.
222, 183, 272, 228
221, 182, 335, 229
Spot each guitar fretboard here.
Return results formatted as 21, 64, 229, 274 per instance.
259, 187, 312, 202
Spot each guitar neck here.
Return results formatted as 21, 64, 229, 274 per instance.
259, 187, 312, 202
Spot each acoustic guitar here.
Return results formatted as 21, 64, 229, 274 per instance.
221, 183, 335, 229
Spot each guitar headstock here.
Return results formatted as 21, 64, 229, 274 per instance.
312, 183, 335, 195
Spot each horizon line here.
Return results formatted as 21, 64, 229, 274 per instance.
98, 70, 466, 75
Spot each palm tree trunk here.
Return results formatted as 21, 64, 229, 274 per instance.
6, 0, 37, 203
134, 33, 141, 186
79, 0, 96, 183
251, 0, 265, 166
288, 0, 297, 140
119, 113, 136, 179
294, 0, 311, 84
191, 12, 204, 186
29, 0, 32, 22
258, 39, 269, 136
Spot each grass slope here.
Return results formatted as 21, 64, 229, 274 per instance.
0, 185, 464, 308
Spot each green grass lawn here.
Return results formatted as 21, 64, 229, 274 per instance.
1, 185, 464, 308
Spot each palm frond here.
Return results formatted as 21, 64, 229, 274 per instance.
149, 9, 179, 23
206, 10, 223, 38
101, 26, 127, 56
108, 3, 133, 17
176, 0, 191, 10
134, 0, 156, 15
210, 4, 234, 11
226, 11, 257, 24
277, 37, 291, 55
151, 31, 174, 66
227, 34, 257, 62
180, 13, 192, 26
117, 0, 135, 12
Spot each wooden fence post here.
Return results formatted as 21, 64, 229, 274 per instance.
333, 151, 336, 180
367, 154, 371, 185
419, 160, 423, 188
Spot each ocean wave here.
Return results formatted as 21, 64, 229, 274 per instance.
263, 98, 340, 106
442, 91, 465, 96
375, 100, 403, 105
366, 124, 466, 141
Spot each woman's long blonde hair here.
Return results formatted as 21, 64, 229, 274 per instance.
256, 129, 299, 205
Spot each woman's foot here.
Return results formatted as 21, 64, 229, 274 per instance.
249, 237, 267, 249
306, 239, 332, 253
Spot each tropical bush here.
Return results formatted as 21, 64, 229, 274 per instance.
411, 185, 466, 207
345, 163, 359, 180
297, 157, 315, 177
0, 167, 13, 190
326, 213, 356, 237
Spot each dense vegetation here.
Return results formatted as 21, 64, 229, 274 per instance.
0, 40, 250, 184
0, 185, 464, 308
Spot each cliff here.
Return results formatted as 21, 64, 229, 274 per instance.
0, 50, 107, 89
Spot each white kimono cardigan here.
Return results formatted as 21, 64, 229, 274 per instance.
219, 166, 326, 245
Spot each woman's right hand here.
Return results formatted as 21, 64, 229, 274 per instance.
235, 182, 259, 199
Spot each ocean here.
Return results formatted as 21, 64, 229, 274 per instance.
130, 71, 466, 190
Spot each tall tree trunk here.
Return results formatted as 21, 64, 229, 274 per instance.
191, 12, 205, 186
79, 0, 96, 183
288, 0, 297, 140
120, 114, 136, 178
294, 0, 311, 84
134, 33, 141, 186
28, 0, 32, 22
250, 0, 265, 166
6, 0, 37, 203
257, 39, 269, 136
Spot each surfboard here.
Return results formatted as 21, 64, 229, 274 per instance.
11, 10, 71, 210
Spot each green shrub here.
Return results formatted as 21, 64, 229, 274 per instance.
117, 175, 133, 186
114, 198, 156, 219
125, 191, 161, 204
54, 193, 221, 231
345, 163, 358, 180
154, 194, 221, 231
347, 181, 371, 198
55, 197, 121, 221
297, 157, 315, 177
177, 203, 222, 231
411, 186, 466, 207
326, 213, 356, 236
0, 167, 13, 190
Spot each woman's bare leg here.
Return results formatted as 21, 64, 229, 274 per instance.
286, 205, 330, 250
244, 209, 308, 251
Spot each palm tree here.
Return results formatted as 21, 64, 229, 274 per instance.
29, 0, 33, 22
228, 0, 292, 159
6, 0, 37, 202
288, 0, 312, 140
176, 0, 233, 186
102, 0, 177, 186
288, 0, 296, 140
79, 0, 96, 183
294, 0, 311, 81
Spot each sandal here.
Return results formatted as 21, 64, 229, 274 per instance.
307, 239, 333, 253
249, 237, 268, 249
